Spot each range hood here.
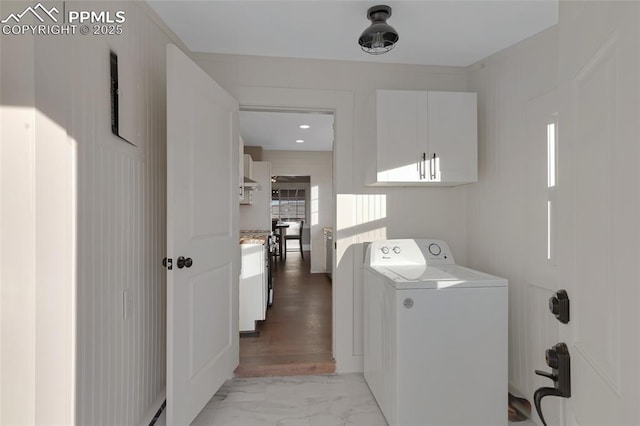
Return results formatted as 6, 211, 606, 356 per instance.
243, 176, 262, 191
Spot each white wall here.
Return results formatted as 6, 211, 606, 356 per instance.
240, 161, 272, 231
264, 150, 332, 273
1, 2, 176, 424
195, 54, 469, 371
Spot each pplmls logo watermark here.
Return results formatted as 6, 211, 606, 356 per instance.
1, 2, 125, 36
1, 2, 59, 24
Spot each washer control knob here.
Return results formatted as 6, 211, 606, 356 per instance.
392, 246, 401, 254
381, 246, 390, 254
428, 243, 442, 256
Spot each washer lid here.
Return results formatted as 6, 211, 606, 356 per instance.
378, 264, 508, 289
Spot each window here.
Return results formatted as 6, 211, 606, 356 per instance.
547, 120, 558, 261
272, 189, 306, 221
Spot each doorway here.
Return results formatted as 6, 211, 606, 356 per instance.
237, 109, 335, 376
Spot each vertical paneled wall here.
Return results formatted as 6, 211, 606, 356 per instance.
1, 2, 174, 423
465, 27, 559, 407
66, 3, 170, 425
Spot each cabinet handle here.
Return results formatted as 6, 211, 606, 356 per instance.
423, 152, 427, 179
430, 153, 436, 180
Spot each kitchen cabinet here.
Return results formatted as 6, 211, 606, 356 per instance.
239, 240, 268, 332
373, 90, 477, 186
240, 190, 253, 205
243, 154, 253, 179
239, 161, 271, 230
239, 137, 245, 200
324, 228, 333, 280
240, 154, 254, 205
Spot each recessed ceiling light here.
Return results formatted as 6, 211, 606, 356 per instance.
299, 124, 310, 129
296, 139, 304, 143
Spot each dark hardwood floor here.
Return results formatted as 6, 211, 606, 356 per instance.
235, 249, 335, 377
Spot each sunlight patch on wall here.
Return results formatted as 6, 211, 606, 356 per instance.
337, 194, 386, 230
335, 194, 387, 264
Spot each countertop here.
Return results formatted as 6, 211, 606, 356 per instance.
240, 230, 272, 245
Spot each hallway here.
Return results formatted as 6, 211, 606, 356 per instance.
235, 250, 335, 377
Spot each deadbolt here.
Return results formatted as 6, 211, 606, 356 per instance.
549, 290, 570, 323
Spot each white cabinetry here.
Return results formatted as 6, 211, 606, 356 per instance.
240, 154, 254, 205
239, 137, 245, 200
323, 228, 333, 279
374, 90, 477, 186
239, 161, 272, 231
239, 243, 267, 332
243, 153, 253, 179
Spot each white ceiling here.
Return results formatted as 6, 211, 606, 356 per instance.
149, 1, 558, 152
147, 0, 558, 67
239, 110, 334, 151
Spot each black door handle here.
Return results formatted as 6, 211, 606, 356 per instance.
177, 256, 193, 269
534, 342, 571, 426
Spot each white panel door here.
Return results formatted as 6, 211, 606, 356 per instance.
525, 91, 561, 426
166, 44, 240, 425
558, 2, 640, 425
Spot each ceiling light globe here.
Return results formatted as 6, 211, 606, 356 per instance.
358, 5, 399, 55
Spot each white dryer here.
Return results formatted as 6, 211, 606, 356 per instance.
364, 239, 508, 426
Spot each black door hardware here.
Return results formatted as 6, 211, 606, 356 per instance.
176, 256, 193, 269
549, 290, 570, 323
162, 257, 173, 270
430, 152, 436, 179
110, 51, 134, 146
534, 342, 571, 426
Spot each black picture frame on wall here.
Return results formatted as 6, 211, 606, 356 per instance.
110, 51, 136, 146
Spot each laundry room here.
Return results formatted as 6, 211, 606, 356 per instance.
2, 1, 640, 426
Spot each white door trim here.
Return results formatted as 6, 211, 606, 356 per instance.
234, 86, 359, 372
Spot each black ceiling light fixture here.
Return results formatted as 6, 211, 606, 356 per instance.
358, 5, 399, 55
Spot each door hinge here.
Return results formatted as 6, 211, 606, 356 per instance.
162, 257, 173, 270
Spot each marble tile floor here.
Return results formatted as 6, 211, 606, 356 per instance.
153, 374, 538, 426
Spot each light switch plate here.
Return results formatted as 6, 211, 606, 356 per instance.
123, 289, 133, 320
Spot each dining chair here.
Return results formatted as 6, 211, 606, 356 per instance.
284, 220, 304, 260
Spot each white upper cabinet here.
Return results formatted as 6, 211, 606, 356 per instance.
243, 153, 253, 179
240, 152, 253, 205
373, 90, 477, 186
239, 137, 245, 200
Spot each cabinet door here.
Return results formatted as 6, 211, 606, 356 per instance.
376, 90, 428, 182
243, 154, 253, 178
239, 137, 245, 200
427, 92, 477, 184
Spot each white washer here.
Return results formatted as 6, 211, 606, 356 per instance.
364, 239, 508, 426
